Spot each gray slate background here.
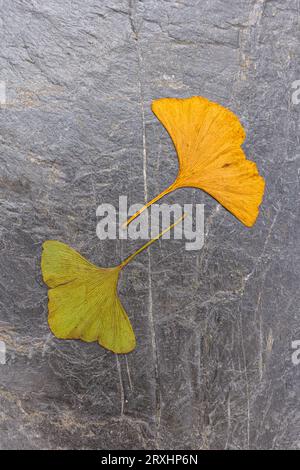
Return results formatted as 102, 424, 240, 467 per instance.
0, 0, 299, 450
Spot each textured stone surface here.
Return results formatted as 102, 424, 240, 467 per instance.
0, 0, 299, 450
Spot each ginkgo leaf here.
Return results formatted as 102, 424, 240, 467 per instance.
41, 216, 184, 354
126, 96, 265, 227
42, 240, 135, 354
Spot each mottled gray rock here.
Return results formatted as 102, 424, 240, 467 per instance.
0, 0, 299, 450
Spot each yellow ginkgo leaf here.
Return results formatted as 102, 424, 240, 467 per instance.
126, 96, 265, 227
41, 216, 184, 354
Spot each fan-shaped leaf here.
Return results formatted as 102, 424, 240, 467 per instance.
41, 216, 185, 353
126, 96, 265, 227
42, 240, 135, 354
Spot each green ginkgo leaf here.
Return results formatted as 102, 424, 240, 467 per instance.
41, 216, 184, 354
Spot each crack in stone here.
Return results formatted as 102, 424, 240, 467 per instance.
129, 0, 162, 448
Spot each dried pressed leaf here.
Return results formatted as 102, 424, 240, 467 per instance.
41, 217, 184, 354
42, 240, 135, 354
126, 96, 265, 227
